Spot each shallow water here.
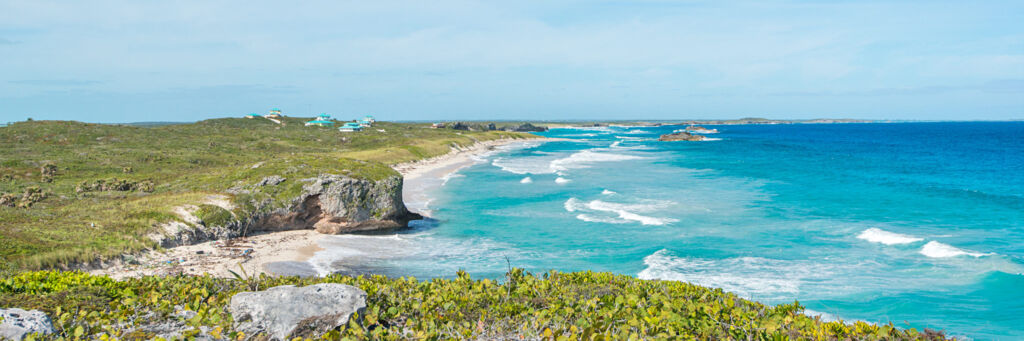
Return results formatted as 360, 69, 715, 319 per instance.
312, 122, 1024, 339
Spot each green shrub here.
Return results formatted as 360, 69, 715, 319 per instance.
194, 204, 234, 227
0, 270, 946, 340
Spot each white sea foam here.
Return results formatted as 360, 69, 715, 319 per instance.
549, 150, 646, 172
555, 177, 571, 184
491, 156, 557, 174
564, 197, 677, 225
701, 138, 723, 141
638, 250, 812, 298
309, 232, 538, 276
564, 197, 583, 212
919, 241, 989, 258
856, 228, 923, 245
520, 176, 533, 184
440, 172, 464, 186
602, 189, 616, 195
556, 126, 613, 132
491, 148, 642, 175
610, 141, 621, 148
614, 136, 652, 141
576, 214, 628, 224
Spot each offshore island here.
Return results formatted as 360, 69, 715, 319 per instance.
1, 113, 944, 340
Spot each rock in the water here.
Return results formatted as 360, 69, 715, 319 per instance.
229, 283, 367, 340
0, 308, 56, 340
658, 131, 706, 141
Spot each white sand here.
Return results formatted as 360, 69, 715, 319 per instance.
94, 137, 546, 278
92, 230, 324, 279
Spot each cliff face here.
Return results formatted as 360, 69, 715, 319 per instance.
255, 175, 421, 234
153, 174, 420, 249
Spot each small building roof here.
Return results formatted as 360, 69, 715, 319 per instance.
307, 120, 334, 124
246, 113, 261, 116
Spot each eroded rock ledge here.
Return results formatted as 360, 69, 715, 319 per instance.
255, 175, 422, 234
66, 174, 420, 270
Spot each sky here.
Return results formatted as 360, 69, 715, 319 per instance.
1, 0, 1022, 123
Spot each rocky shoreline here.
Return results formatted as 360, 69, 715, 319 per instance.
89, 137, 542, 278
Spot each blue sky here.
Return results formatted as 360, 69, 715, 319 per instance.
1, 0, 1022, 123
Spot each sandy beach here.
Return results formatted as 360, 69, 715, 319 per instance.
92, 137, 542, 279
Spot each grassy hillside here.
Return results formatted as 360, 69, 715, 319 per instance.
0, 118, 535, 269
0, 269, 945, 340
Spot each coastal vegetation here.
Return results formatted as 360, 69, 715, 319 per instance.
0, 269, 945, 340
0, 118, 534, 269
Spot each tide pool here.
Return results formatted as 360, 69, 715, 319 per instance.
313, 122, 1024, 339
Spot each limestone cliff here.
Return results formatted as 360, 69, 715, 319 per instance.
254, 175, 421, 234
152, 174, 420, 249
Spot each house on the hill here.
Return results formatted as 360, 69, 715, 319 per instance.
245, 113, 262, 119
338, 122, 363, 132
265, 108, 283, 118
317, 113, 332, 121
305, 119, 335, 127
363, 115, 376, 123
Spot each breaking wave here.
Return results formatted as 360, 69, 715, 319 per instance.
857, 228, 923, 245
564, 197, 677, 225
919, 241, 990, 258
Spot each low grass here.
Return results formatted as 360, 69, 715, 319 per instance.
0, 118, 537, 268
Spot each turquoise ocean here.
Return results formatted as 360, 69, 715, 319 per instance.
311, 122, 1024, 339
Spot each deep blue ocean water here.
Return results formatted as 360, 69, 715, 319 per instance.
315, 122, 1024, 339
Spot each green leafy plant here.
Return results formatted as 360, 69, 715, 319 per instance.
0, 269, 948, 340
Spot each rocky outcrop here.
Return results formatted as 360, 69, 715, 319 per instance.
230, 284, 367, 341
0, 308, 56, 340
149, 174, 419, 250
500, 123, 548, 132
658, 131, 706, 141
684, 125, 719, 134
255, 175, 421, 234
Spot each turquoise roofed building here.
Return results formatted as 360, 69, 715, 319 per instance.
363, 115, 376, 123
245, 113, 261, 119
338, 122, 363, 132
317, 113, 332, 120
305, 119, 335, 127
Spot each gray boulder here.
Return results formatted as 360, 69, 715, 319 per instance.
229, 283, 367, 340
256, 176, 286, 187
0, 308, 56, 340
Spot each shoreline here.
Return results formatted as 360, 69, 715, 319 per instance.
92, 137, 546, 279
396, 137, 545, 216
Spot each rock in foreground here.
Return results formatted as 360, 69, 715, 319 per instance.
229, 283, 367, 340
0, 308, 56, 340
658, 131, 707, 141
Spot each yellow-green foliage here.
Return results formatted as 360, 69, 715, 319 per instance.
193, 204, 233, 228
0, 270, 945, 340
0, 119, 538, 268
